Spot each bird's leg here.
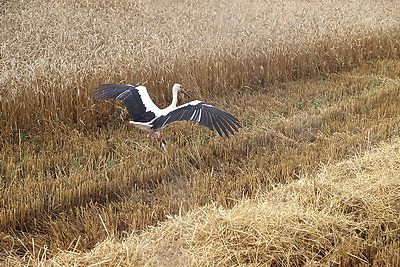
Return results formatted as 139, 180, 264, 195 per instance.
147, 129, 158, 139
147, 130, 167, 151
154, 132, 167, 151
159, 137, 167, 152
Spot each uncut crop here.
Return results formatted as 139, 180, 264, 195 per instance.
2, 0, 400, 137
1, 0, 400, 262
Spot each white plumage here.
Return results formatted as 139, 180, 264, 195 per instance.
94, 83, 241, 150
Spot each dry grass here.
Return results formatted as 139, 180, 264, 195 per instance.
1, 0, 400, 265
41, 137, 400, 266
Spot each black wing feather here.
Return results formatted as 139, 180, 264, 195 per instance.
211, 114, 224, 137
219, 115, 235, 135
203, 111, 213, 131
151, 101, 241, 137
94, 84, 156, 122
217, 110, 241, 129
223, 111, 241, 128
208, 106, 237, 137
206, 107, 226, 137
218, 112, 238, 133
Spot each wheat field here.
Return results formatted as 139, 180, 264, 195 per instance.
1, 0, 400, 265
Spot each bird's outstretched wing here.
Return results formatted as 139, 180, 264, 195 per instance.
151, 100, 241, 137
94, 84, 160, 122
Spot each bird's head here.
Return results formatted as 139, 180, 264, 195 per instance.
173, 83, 190, 97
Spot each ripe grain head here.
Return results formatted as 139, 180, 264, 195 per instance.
1, 0, 400, 136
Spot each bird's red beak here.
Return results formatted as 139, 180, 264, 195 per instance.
180, 88, 190, 97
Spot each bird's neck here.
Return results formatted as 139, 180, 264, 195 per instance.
167, 91, 178, 109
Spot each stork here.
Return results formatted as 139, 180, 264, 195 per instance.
94, 83, 241, 151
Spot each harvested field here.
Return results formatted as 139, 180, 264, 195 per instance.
1, 0, 400, 265
48, 136, 400, 266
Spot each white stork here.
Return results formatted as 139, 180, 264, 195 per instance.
94, 83, 241, 150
